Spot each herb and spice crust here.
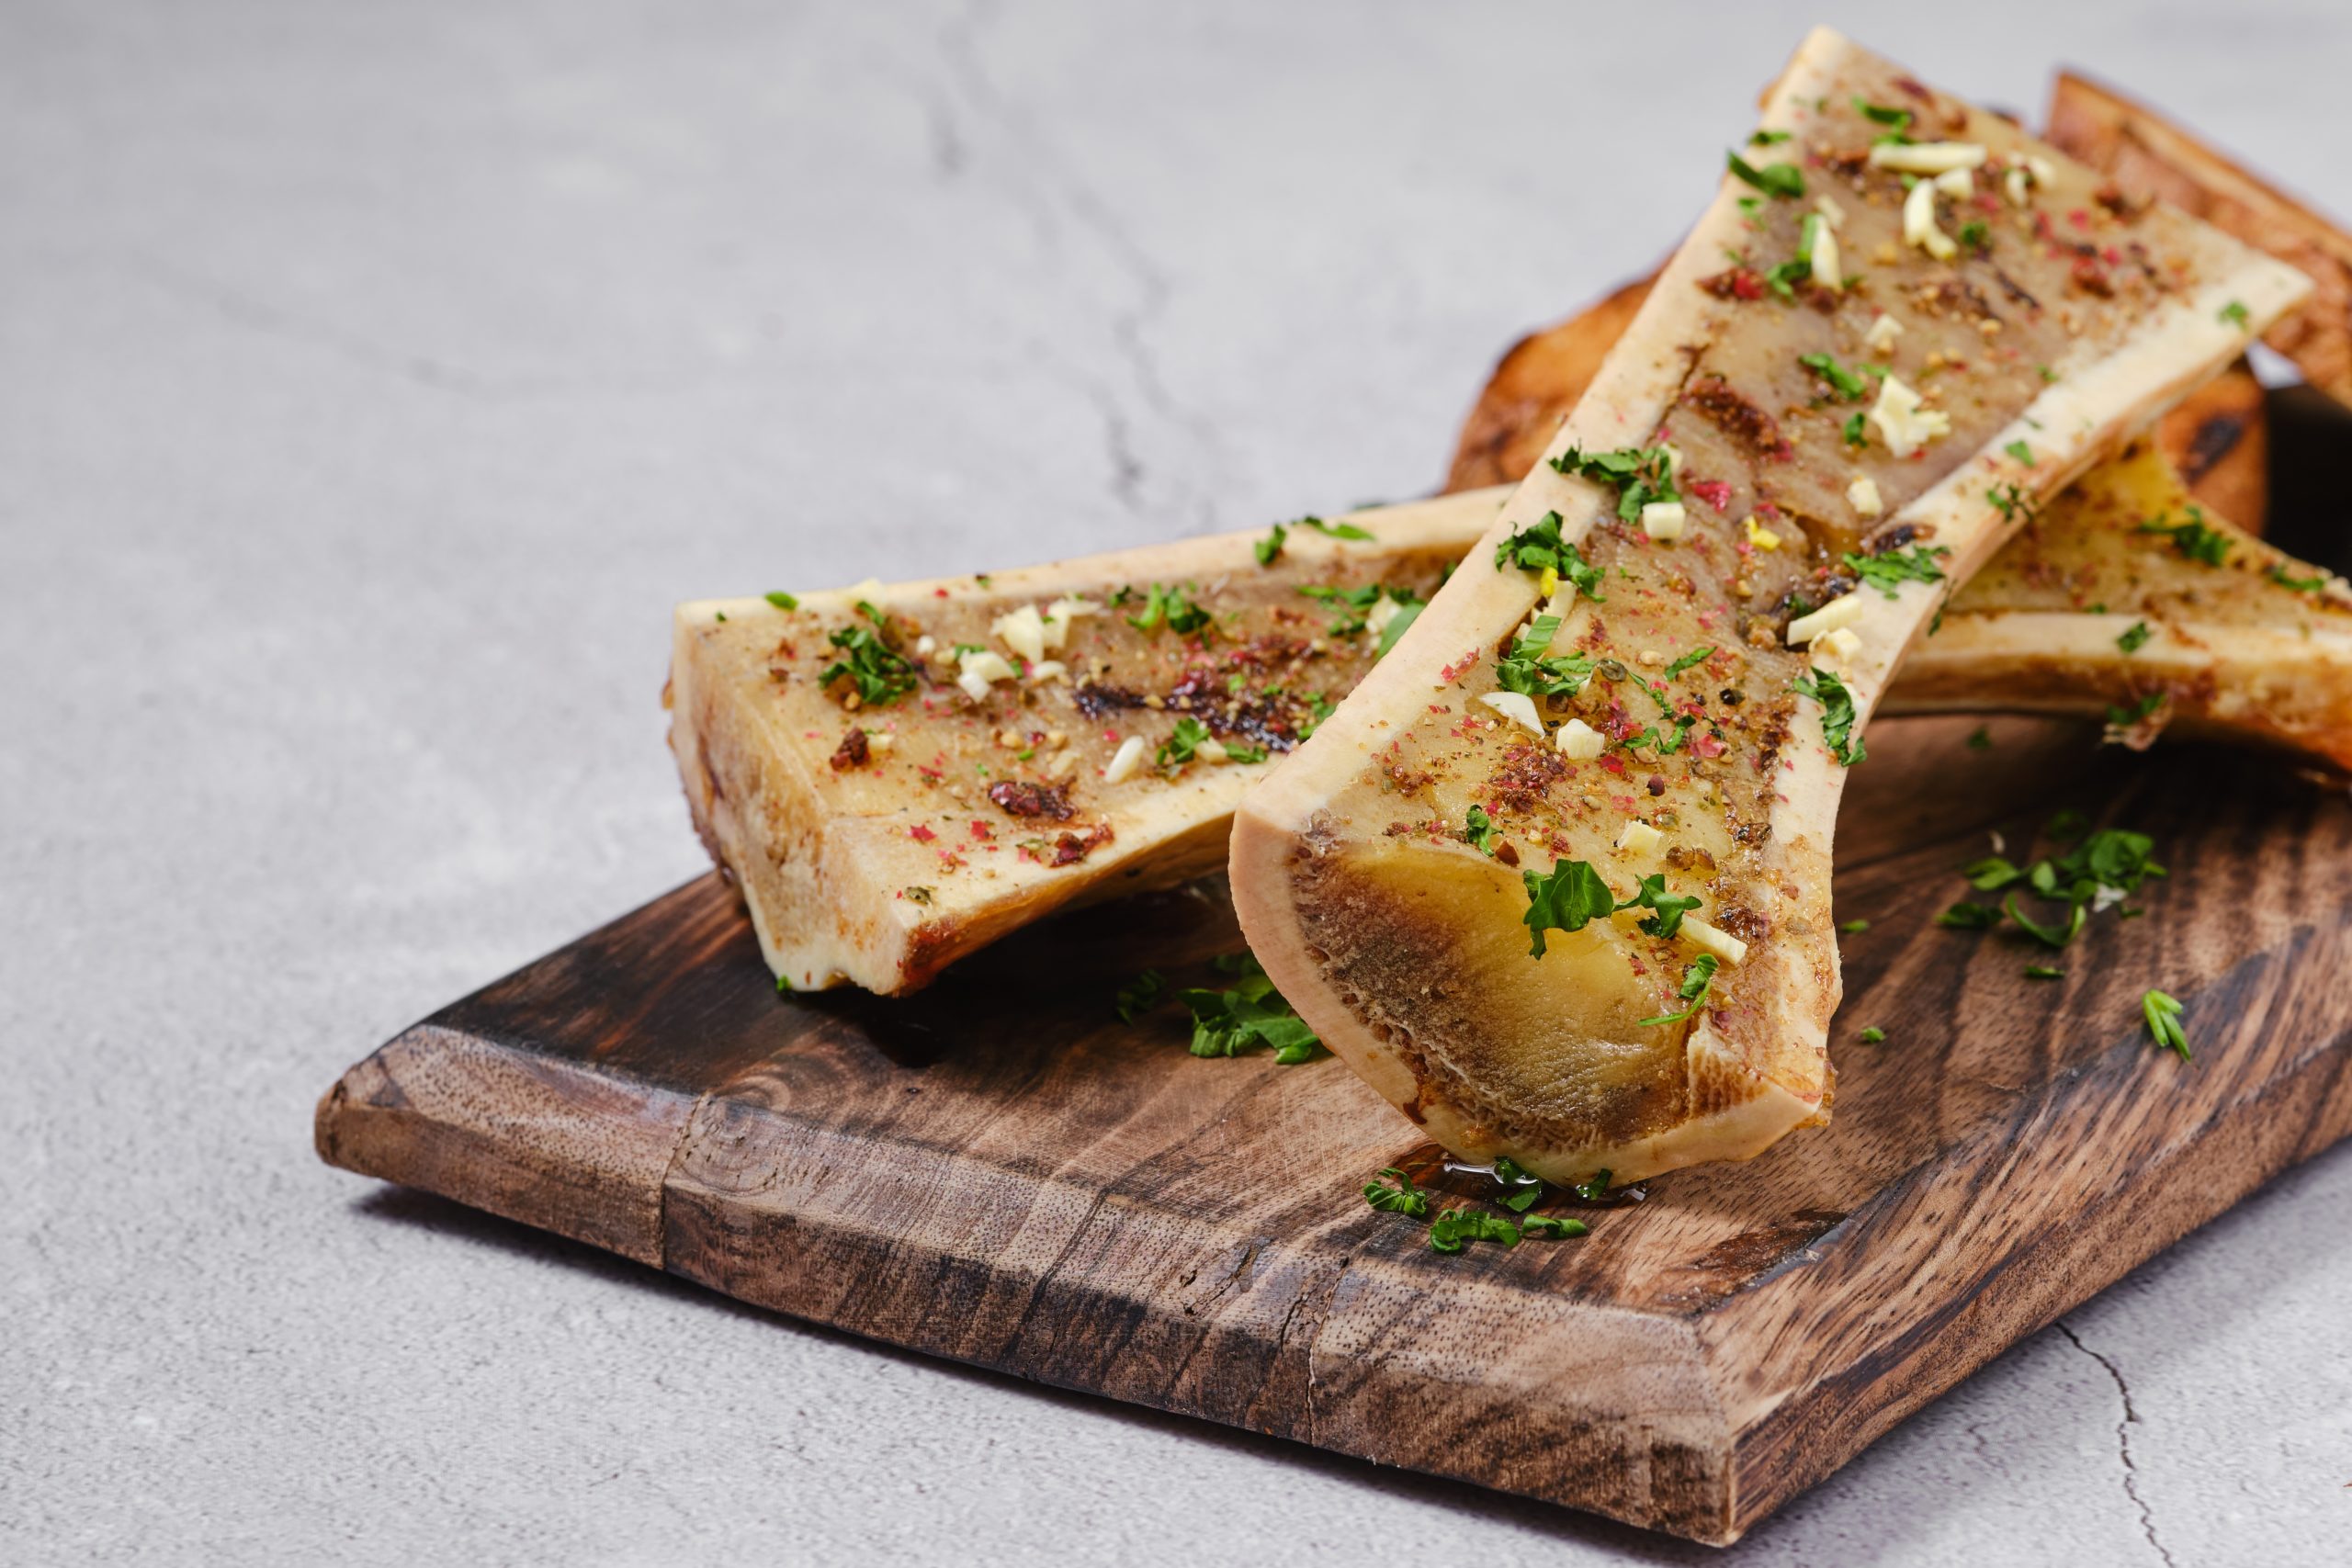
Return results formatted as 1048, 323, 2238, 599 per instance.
1228, 27, 2312, 1184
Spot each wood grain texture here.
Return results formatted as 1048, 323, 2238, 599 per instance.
318, 714, 2352, 1545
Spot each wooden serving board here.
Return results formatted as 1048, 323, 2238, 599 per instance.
317, 711, 2352, 1544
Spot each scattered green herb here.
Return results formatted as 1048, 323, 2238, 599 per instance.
2118, 620, 2152, 655
2136, 509, 2229, 566
819, 602, 918, 707
764, 590, 799, 611
2143, 988, 2190, 1060
1125, 581, 1214, 635
1547, 445, 1682, 525
1363, 1168, 1430, 1218
1967, 725, 1993, 750
1748, 128, 1793, 145
1429, 1208, 1522, 1254
1638, 953, 1720, 1027
2106, 692, 2164, 728
2004, 892, 2087, 949
1462, 804, 1501, 856
1572, 1168, 1612, 1202
1860, 1026, 1887, 1043
1726, 150, 1804, 199
2025, 964, 2064, 980
1297, 515, 1374, 542
1839, 919, 1871, 934
1843, 544, 1950, 598
1793, 666, 1866, 765
1521, 859, 1621, 957
1180, 953, 1322, 1063
1521, 1214, 1589, 1239
1801, 351, 1871, 401
1842, 411, 1869, 447
1937, 901, 2002, 931
1114, 969, 1166, 1023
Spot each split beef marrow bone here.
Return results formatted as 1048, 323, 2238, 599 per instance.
1228, 27, 2311, 1184
666, 496, 1468, 994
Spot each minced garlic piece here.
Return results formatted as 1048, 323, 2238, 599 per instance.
2004, 166, 2030, 207
1869, 141, 1986, 175
1555, 718, 1604, 760
1786, 593, 1865, 647
1102, 734, 1147, 784
1046, 748, 1081, 781
1815, 192, 1847, 230
1685, 917, 1749, 965
956, 648, 1019, 702
1364, 593, 1408, 641
1745, 515, 1782, 551
1641, 501, 1688, 542
1864, 314, 1904, 353
991, 604, 1049, 664
1902, 178, 1958, 261
1479, 690, 1546, 736
1659, 442, 1685, 477
1615, 820, 1663, 857
1933, 166, 1975, 197
867, 731, 897, 753
914, 634, 938, 658
1196, 739, 1231, 764
1028, 660, 1069, 684
1815, 626, 1864, 666
1868, 374, 1951, 458
1808, 218, 1843, 290
1847, 475, 1883, 518
1041, 596, 1097, 649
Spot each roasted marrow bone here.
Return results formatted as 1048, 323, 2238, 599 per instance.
666, 499, 1465, 994
1228, 28, 2311, 1184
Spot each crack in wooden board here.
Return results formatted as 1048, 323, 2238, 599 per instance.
314, 714, 2352, 1545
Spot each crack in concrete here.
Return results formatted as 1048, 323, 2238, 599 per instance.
933, 0, 1227, 523
2057, 1319, 2177, 1568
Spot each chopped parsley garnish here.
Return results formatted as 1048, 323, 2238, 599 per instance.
1297, 515, 1374, 542
1496, 616, 1596, 698
1521, 1214, 1589, 1239
1859, 1026, 1887, 1043
1363, 1168, 1430, 1218
1297, 692, 1337, 739
2004, 439, 2035, 467
2106, 691, 2164, 728
1966, 725, 1993, 750
1548, 445, 1683, 525
1428, 1208, 1523, 1254
2005, 893, 2086, 949
1842, 544, 1950, 598
819, 602, 918, 707
1490, 1156, 1543, 1212
1156, 716, 1211, 770
1665, 646, 1716, 678
2143, 989, 2190, 1060
1494, 511, 1607, 601
764, 590, 799, 610
2118, 620, 2152, 654
1624, 873, 1701, 940
1125, 581, 1214, 635
1638, 953, 1720, 1027
2267, 564, 2328, 592
1114, 969, 1166, 1023
1853, 96, 1914, 132
1374, 597, 1424, 660
1839, 919, 1871, 934
2038, 364, 2062, 383
1937, 901, 2002, 930
1800, 351, 1871, 400
1748, 128, 1792, 145
1254, 523, 1287, 565
1842, 411, 1869, 447
1762, 250, 1814, 299
1462, 804, 1501, 856
2136, 509, 2229, 566
2025, 964, 2064, 980
1572, 1169, 1612, 1202
2046, 809, 2089, 842
1793, 666, 1866, 765
1180, 953, 1322, 1063
1962, 855, 2026, 891
1726, 150, 1804, 199
1521, 859, 1620, 957
1956, 219, 1989, 253
1988, 483, 2037, 523
2217, 299, 2250, 329
1223, 740, 1271, 764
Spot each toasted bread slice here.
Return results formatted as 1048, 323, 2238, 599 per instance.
1228, 28, 2310, 1184
2048, 69, 2352, 408
666, 499, 1465, 994
1446, 273, 2270, 529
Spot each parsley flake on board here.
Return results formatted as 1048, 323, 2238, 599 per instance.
1842, 544, 1950, 598
1490, 1156, 1544, 1213
1362, 1168, 1430, 1218
1429, 1208, 1523, 1254
1374, 597, 1424, 660
2106, 691, 2164, 729
1114, 968, 1166, 1023
1180, 953, 1323, 1063
1853, 96, 1914, 132
1839, 919, 1871, 934
2025, 964, 2064, 980
1638, 953, 1721, 1028
1726, 150, 1805, 199
2143, 989, 2191, 1060
1522, 1214, 1589, 1239
819, 602, 918, 707
1793, 666, 1866, 765
1860, 1026, 1887, 1043
1572, 1168, 1612, 1202
1988, 483, 2037, 523
1966, 725, 1993, 750
1937, 901, 2002, 930
1748, 128, 1793, 145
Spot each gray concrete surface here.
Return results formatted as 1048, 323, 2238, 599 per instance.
6, 2, 2350, 1562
